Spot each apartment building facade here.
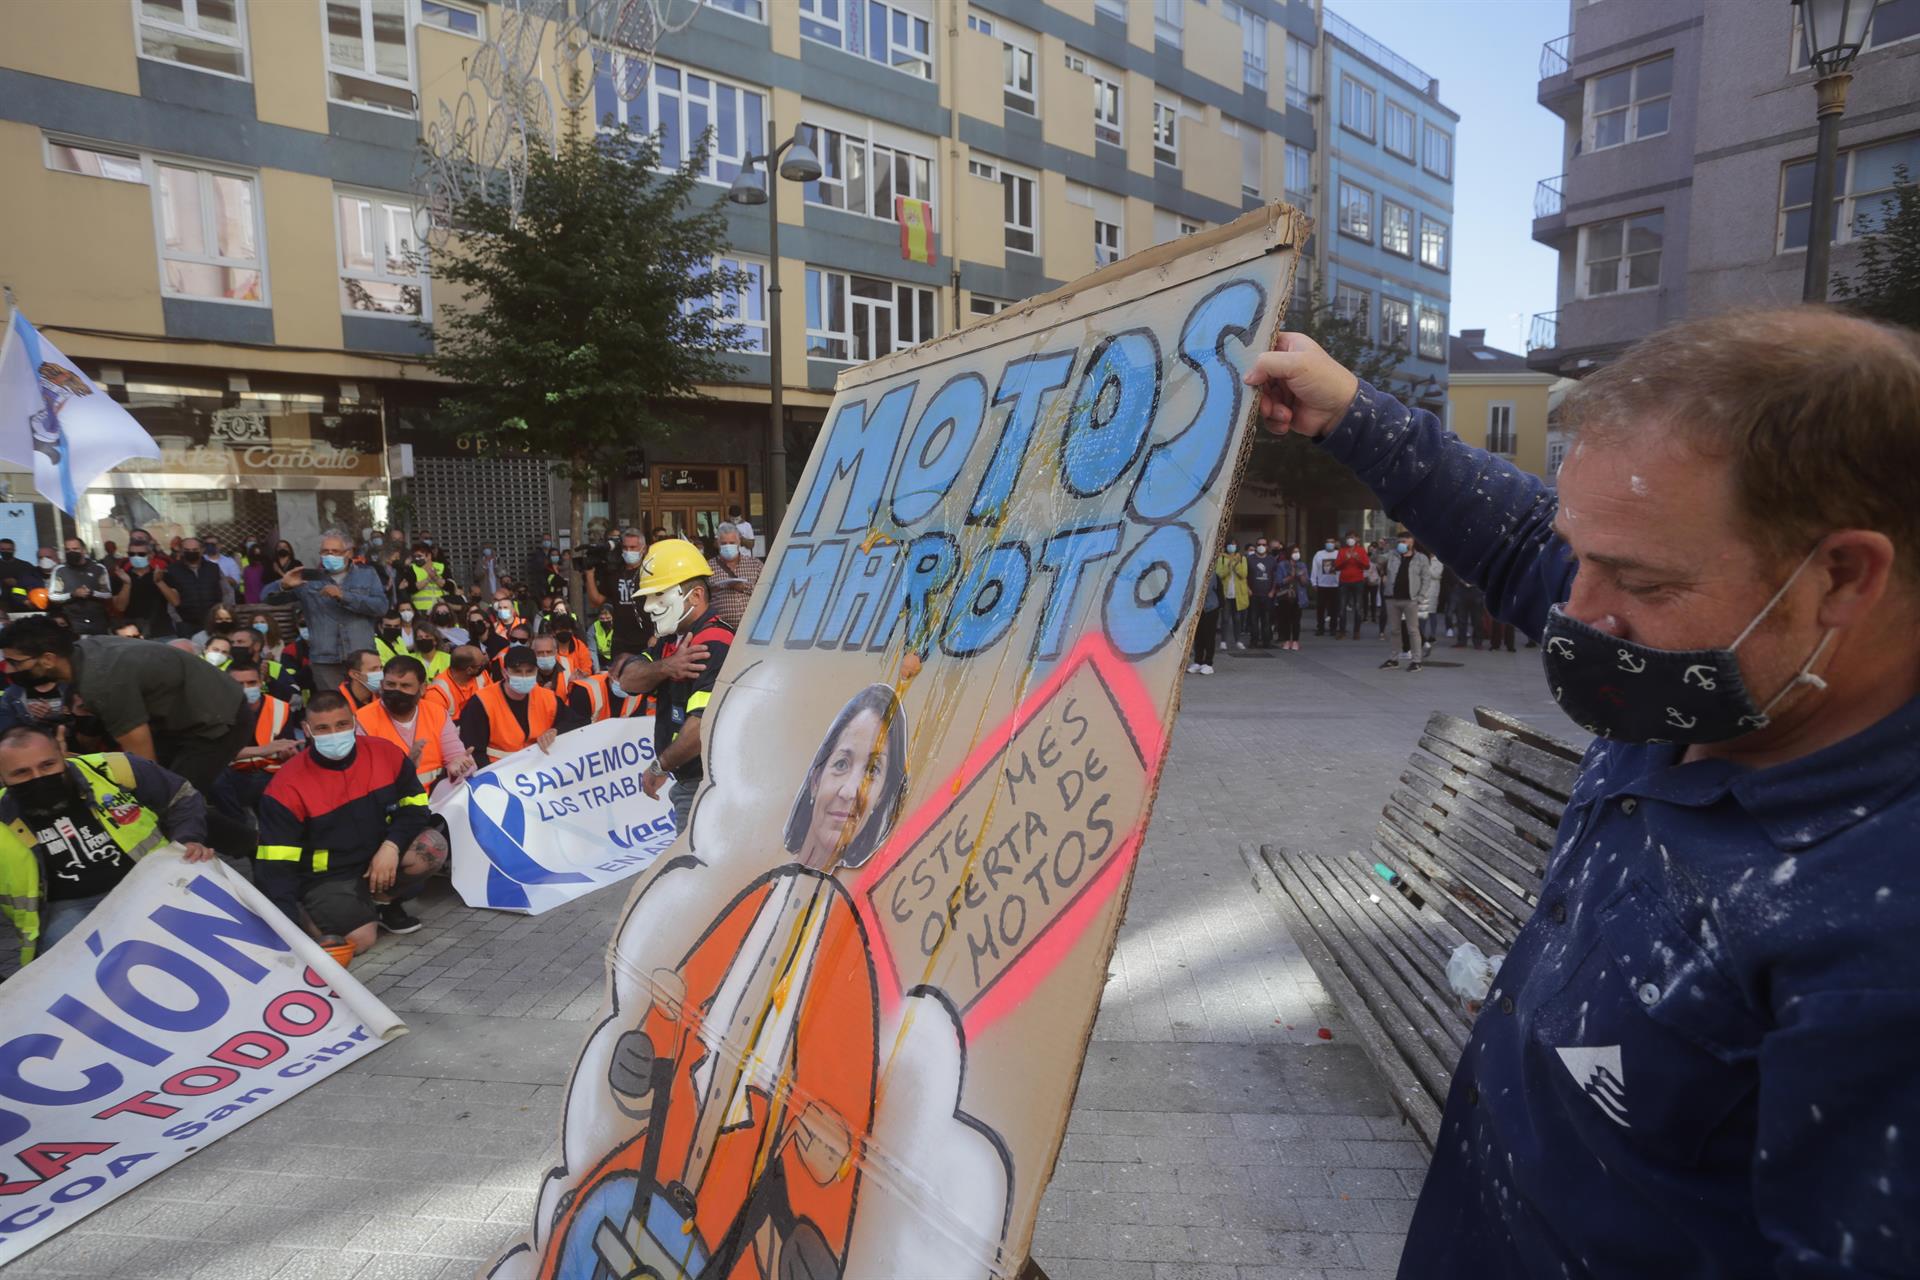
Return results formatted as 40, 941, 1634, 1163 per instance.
1318, 9, 1456, 412
1528, 0, 1920, 377
0, 0, 1321, 567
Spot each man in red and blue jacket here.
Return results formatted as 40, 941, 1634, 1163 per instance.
256, 690, 445, 954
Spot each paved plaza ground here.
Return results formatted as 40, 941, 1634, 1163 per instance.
9, 625, 1567, 1280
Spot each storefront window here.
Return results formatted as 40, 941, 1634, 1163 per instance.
81, 366, 388, 558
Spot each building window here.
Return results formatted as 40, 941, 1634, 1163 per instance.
419, 0, 482, 37
1379, 296, 1410, 351
1091, 69, 1122, 146
1003, 168, 1037, 254
1003, 38, 1036, 114
1547, 437, 1568, 477
805, 268, 935, 363
799, 0, 932, 79
1380, 101, 1415, 161
1337, 180, 1373, 243
600, 61, 767, 186
1334, 284, 1371, 337
1380, 199, 1412, 257
1341, 75, 1375, 140
1486, 402, 1516, 455
687, 255, 768, 353
1419, 215, 1449, 270
1586, 54, 1671, 151
156, 162, 266, 303
335, 189, 424, 317
1422, 123, 1454, 180
1580, 211, 1663, 295
797, 122, 934, 221
1239, 126, 1261, 200
1094, 0, 1126, 16
969, 294, 1010, 319
968, 158, 998, 180
1222, 1, 1267, 89
46, 138, 147, 184
1285, 35, 1312, 109
966, 13, 993, 34
707, 0, 765, 19
1179, 219, 1201, 237
1154, 0, 1183, 47
1095, 217, 1121, 266
1284, 142, 1310, 200
1153, 101, 1179, 166
1418, 307, 1445, 360
1791, 0, 1920, 67
136, 0, 249, 78
325, 0, 413, 114
1779, 133, 1920, 250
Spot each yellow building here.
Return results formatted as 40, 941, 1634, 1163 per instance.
1446, 329, 1556, 482
0, 0, 1320, 571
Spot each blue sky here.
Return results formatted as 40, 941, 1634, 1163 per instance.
1326, 0, 1567, 354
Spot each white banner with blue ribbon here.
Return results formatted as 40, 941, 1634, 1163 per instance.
0, 307, 160, 515
435, 718, 677, 915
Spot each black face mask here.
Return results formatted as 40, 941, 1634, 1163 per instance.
12, 769, 79, 819
380, 627, 401, 641
64, 552, 85, 568
181, 551, 202, 564
414, 637, 435, 651
8, 669, 47, 689
380, 689, 420, 718
432, 612, 453, 625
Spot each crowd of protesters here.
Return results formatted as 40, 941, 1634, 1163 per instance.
0, 516, 763, 975
1189, 529, 1530, 674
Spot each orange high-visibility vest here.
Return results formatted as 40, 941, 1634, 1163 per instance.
560, 636, 592, 674
424, 669, 490, 721
475, 681, 557, 755
235, 695, 292, 772
356, 697, 451, 785
565, 671, 611, 722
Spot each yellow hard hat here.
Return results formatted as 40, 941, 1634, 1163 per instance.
635, 539, 710, 595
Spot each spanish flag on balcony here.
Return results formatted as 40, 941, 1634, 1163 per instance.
896, 196, 936, 265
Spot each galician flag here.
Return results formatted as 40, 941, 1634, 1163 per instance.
896, 195, 936, 265
0, 307, 159, 515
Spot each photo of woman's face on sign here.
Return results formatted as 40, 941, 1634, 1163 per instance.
783, 683, 911, 871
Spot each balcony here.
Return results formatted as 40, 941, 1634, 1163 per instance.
1533, 173, 1571, 245
1538, 33, 1580, 119
1540, 33, 1570, 78
1528, 310, 1559, 357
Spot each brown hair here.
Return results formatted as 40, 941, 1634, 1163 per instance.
1563, 308, 1920, 589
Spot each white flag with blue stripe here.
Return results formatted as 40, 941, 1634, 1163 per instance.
0, 307, 160, 515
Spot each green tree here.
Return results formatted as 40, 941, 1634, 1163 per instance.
1834, 165, 1920, 329
1242, 287, 1415, 520
426, 122, 749, 543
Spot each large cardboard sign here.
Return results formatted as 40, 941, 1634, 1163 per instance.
0, 848, 405, 1265
490, 205, 1304, 1280
438, 719, 679, 914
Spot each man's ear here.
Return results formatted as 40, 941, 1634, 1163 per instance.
1815, 530, 1898, 630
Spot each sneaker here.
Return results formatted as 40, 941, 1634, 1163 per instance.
1379, 658, 1400, 669
377, 902, 423, 935
1187, 662, 1202, 674
1199, 664, 1214, 674
1410, 661, 1423, 672
1235, 641, 1247, 650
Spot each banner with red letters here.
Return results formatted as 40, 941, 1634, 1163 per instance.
0, 847, 405, 1266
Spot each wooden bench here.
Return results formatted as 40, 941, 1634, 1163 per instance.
1253, 707, 1584, 1148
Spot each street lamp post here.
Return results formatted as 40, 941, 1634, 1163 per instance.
1794, 0, 1881, 302
725, 121, 821, 540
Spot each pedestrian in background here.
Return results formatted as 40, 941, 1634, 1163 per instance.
1334, 532, 1369, 640
1309, 536, 1339, 635
267, 530, 385, 692
163, 535, 225, 639
1188, 569, 1220, 675
1215, 539, 1249, 650
1247, 536, 1276, 648
1275, 544, 1308, 651
49, 537, 112, 635
705, 522, 762, 629
1376, 531, 1437, 672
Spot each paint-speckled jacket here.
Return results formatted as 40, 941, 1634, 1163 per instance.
1319, 381, 1920, 1279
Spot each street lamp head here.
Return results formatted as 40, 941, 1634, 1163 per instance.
726, 162, 768, 206
778, 131, 823, 183
1794, 0, 1879, 75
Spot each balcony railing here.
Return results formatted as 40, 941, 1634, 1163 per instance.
1535, 174, 1565, 220
1541, 33, 1571, 79
1325, 10, 1441, 97
1528, 310, 1560, 353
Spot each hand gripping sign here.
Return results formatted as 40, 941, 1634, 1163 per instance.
487, 204, 1306, 1280
0, 847, 404, 1266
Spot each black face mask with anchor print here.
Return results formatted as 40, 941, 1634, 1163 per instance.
1540, 547, 1837, 745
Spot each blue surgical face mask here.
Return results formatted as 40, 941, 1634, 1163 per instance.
718, 544, 739, 561
622, 549, 644, 566
130, 554, 150, 570
535, 655, 557, 672
298, 626, 310, 642
320, 554, 346, 573
1225, 543, 1237, 554
253, 620, 270, 634
363, 670, 384, 692
507, 674, 537, 696
241, 684, 263, 705
1397, 542, 1410, 554
312, 729, 356, 760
